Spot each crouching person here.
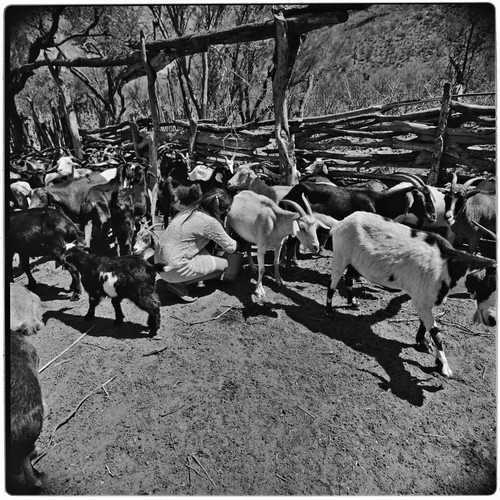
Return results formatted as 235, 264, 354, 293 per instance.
154, 188, 238, 302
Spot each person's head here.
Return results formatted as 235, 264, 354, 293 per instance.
185, 188, 232, 224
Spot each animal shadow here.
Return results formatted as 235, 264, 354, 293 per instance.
267, 280, 441, 406
43, 309, 152, 339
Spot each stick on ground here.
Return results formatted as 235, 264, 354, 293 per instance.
39, 326, 95, 373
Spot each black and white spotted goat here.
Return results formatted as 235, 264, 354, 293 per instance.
61, 245, 168, 337
325, 211, 496, 378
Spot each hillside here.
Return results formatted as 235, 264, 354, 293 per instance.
293, 3, 495, 114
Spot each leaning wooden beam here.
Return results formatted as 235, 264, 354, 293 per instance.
13, 5, 356, 81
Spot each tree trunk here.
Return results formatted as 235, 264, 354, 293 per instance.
272, 8, 302, 185
44, 54, 83, 159
201, 52, 209, 119
7, 94, 25, 153
427, 82, 452, 186
140, 31, 160, 225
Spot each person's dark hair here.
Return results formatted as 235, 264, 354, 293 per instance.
182, 188, 232, 225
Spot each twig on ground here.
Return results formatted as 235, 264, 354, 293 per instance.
191, 454, 216, 487
440, 320, 476, 334
32, 442, 60, 467
297, 405, 317, 419
105, 464, 116, 477
388, 317, 420, 323
482, 366, 487, 378
161, 400, 189, 417
39, 327, 95, 373
143, 345, 169, 357
47, 376, 117, 447
53, 359, 71, 368
83, 341, 108, 350
172, 306, 234, 325
275, 473, 287, 481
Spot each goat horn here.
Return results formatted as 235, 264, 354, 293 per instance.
280, 199, 306, 218
463, 176, 487, 190
451, 172, 458, 192
301, 193, 314, 216
394, 173, 424, 187
472, 220, 496, 240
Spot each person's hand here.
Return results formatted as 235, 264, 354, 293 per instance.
177, 260, 197, 278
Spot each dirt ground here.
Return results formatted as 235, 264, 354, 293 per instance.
10, 247, 496, 495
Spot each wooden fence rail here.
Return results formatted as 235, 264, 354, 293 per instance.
79, 93, 495, 174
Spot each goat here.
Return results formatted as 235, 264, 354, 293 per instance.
325, 211, 496, 378
132, 221, 163, 260
109, 165, 152, 256
80, 168, 125, 255
30, 173, 110, 222
60, 246, 167, 337
159, 152, 202, 226
44, 156, 93, 186
226, 190, 328, 298
282, 174, 435, 269
9, 208, 84, 300
465, 267, 496, 327
227, 165, 292, 203
10, 181, 32, 210
283, 174, 435, 226
8, 331, 44, 493
444, 174, 496, 253
10, 284, 44, 336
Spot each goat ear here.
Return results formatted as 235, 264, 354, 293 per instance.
404, 191, 415, 215
292, 219, 300, 237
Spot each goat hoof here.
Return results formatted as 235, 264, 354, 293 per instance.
416, 340, 432, 354
349, 301, 360, 310
70, 293, 80, 302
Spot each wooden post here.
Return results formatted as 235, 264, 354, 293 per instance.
272, 8, 302, 185
140, 30, 160, 225
427, 82, 452, 186
44, 53, 83, 159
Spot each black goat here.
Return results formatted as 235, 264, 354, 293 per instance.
60, 246, 166, 337
282, 177, 436, 269
80, 167, 126, 255
109, 164, 152, 256
9, 208, 84, 300
8, 331, 44, 493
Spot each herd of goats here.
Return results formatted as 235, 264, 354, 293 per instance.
8, 145, 497, 491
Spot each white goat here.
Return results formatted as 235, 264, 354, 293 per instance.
325, 211, 496, 378
226, 190, 328, 298
227, 165, 292, 203
45, 156, 93, 185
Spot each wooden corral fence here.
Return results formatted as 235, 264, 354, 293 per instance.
79, 90, 495, 178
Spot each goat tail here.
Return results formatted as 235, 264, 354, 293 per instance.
449, 248, 496, 270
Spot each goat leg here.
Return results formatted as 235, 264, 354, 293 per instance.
430, 325, 452, 378
254, 249, 267, 298
111, 297, 125, 325
20, 254, 37, 289
132, 294, 160, 337
273, 244, 284, 286
415, 321, 432, 353
344, 266, 359, 309
84, 296, 100, 321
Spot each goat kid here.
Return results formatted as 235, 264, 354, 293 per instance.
61, 246, 167, 337
325, 211, 496, 378
465, 267, 496, 327
226, 190, 328, 298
